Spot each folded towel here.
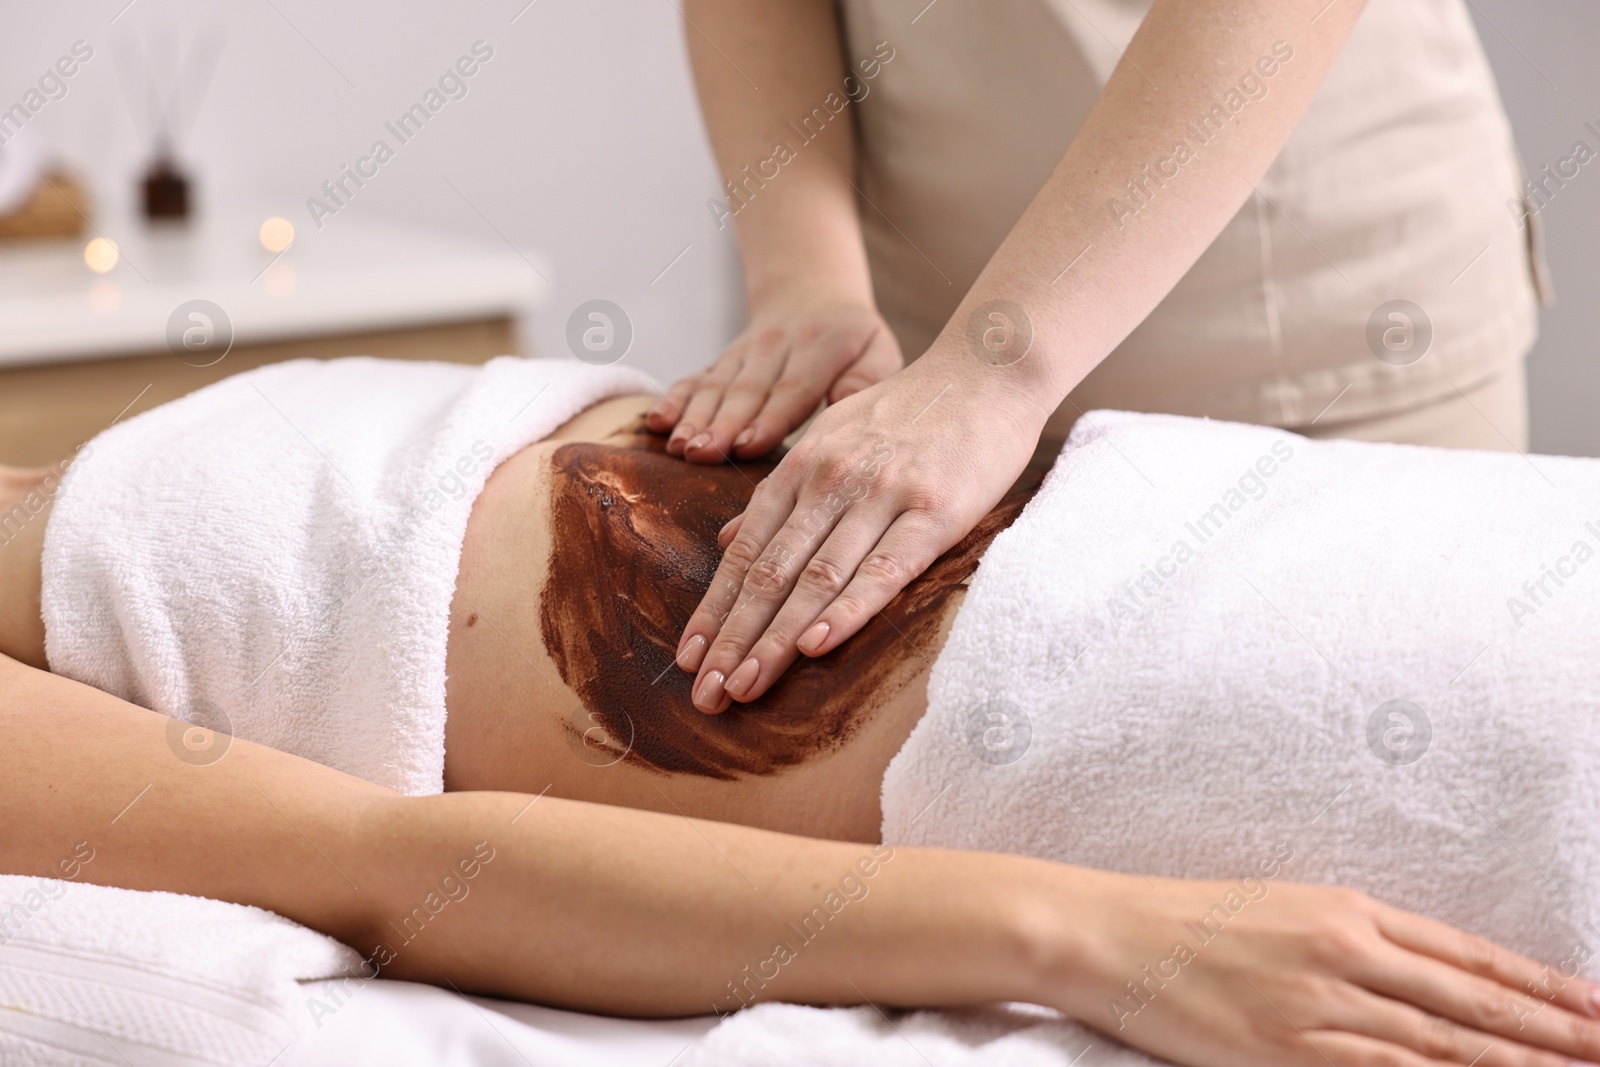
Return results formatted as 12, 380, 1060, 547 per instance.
693, 409, 1600, 1065
42, 356, 660, 795
0, 872, 361, 1066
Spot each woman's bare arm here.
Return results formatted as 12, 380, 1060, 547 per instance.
647, 0, 902, 463
9, 652, 1600, 1064
680, 0, 1374, 708
0, 652, 1050, 1016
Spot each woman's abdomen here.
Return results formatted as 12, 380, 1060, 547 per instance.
443, 414, 1037, 842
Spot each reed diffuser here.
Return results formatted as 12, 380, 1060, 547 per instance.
117, 22, 223, 223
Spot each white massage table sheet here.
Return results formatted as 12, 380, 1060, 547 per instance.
286, 978, 716, 1066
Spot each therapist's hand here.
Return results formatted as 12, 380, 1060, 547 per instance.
676, 346, 1050, 712
645, 296, 902, 463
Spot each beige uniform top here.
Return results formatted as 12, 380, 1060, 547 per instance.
837, 0, 1546, 435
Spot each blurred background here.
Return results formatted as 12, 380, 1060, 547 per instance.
0, 0, 1594, 465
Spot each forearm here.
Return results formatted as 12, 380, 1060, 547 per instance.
18, 661, 1597, 1064
374, 792, 1077, 1016
0, 656, 1090, 1017
683, 0, 874, 307
941, 0, 1367, 415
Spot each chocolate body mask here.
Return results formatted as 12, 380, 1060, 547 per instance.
540, 434, 1040, 779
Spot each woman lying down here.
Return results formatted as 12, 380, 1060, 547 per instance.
1, 355, 1598, 1067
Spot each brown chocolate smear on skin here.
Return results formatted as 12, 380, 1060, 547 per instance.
540, 435, 1042, 779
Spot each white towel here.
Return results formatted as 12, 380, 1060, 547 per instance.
0, 873, 362, 1066
692, 410, 1600, 1065
42, 356, 660, 795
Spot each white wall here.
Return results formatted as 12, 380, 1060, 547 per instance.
6, 0, 1596, 452
2, 0, 744, 384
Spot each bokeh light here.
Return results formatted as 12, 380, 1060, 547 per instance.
83, 237, 119, 273
258, 216, 295, 253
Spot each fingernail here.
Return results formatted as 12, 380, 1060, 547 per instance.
687, 433, 711, 452
800, 621, 830, 655
694, 670, 726, 711
726, 657, 760, 698
734, 427, 755, 449
648, 402, 668, 420
677, 633, 707, 672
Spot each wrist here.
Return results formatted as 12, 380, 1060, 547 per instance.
912, 334, 1060, 439
796, 849, 1104, 1011
745, 277, 878, 323
1007, 861, 1131, 1019
890, 851, 1123, 1011
733, 180, 876, 313
920, 279, 1098, 431
745, 263, 877, 322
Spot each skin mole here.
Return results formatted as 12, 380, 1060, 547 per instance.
538, 432, 1040, 779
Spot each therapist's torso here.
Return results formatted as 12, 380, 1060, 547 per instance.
837, 0, 1545, 437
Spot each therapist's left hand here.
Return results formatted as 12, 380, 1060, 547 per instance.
676, 346, 1052, 712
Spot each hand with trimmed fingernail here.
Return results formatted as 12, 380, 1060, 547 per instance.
645, 297, 902, 464
676, 339, 1053, 713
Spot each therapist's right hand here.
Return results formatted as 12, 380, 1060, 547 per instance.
646, 296, 903, 463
